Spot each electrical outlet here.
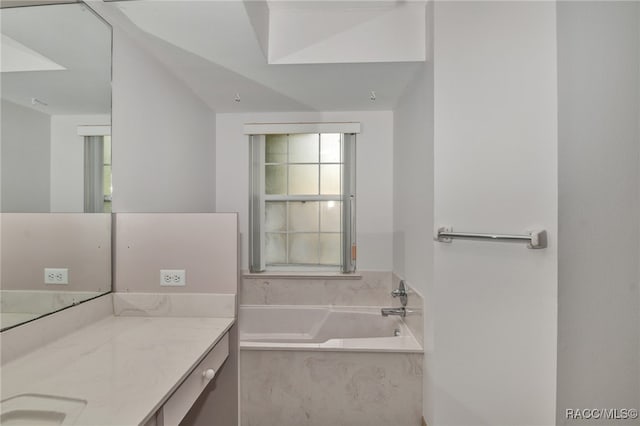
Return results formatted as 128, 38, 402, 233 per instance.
160, 269, 186, 286
44, 268, 68, 284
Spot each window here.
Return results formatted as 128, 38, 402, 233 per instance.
249, 132, 356, 273
83, 134, 112, 213
103, 135, 112, 213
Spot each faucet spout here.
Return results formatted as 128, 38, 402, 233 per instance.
381, 307, 406, 317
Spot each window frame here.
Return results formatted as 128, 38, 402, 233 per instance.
248, 131, 356, 273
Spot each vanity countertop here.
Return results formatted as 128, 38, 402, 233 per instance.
0, 315, 234, 425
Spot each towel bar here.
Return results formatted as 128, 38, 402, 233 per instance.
435, 227, 547, 249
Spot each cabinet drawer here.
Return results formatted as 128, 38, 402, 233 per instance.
161, 333, 229, 426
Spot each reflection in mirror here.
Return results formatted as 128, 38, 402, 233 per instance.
0, 2, 112, 330
0, 213, 111, 330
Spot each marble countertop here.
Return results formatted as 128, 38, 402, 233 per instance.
0, 315, 234, 426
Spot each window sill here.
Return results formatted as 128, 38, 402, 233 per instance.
242, 271, 362, 280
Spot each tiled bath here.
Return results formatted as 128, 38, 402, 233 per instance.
239, 271, 425, 426
240, 271, 393, 306
241, 350, 423, 426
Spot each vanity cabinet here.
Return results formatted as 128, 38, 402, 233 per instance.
144, 332, 230, 426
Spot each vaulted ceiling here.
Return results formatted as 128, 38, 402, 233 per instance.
95, 0, 427, 113
1, 0, 427, 114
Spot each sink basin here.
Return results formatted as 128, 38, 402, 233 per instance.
0, 394, 87, 426
1, 410, 66, 425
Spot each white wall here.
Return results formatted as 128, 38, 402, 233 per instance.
50, 114, 110, 212
1, 100, 50, 212
557, 3, 640, 424
1, 213, 111, 292
267, 2, 426, 65
215, 111, 393, 271
433, 2, 558, 425
111, 28, 216, 213
392, 61, 434, 422
392, 65, 433, 298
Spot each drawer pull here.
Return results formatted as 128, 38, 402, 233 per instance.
202, 368, 216, 381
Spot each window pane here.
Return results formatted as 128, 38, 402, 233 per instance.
289, 134, 319, 163
320, 201, 341, 232
289, 165, 318, 195
320, 164, 340, 195
320, 134, 341, 163
266, 165, 287, 194
103, 136, 112, 165
289, 201, 319, 232
319, 233, 341, 265
266, 134, 287, 163
265, 233, 287, 264
103, 165, 112, 197
289, 234, 318, 264
265, 201, 286, 232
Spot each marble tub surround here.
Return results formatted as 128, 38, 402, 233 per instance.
391, 274, 424, 347
113, 292, 236, 318
1, 315, 234, 426
240, 271, 393, 306
241, 350, 423, 426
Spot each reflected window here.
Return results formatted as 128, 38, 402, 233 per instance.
103, 136, 112, 213
84, 135, 111, 213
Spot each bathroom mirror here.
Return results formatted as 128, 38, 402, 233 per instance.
0, 1, 112, 330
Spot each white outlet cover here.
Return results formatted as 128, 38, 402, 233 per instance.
160, 269, 186, 286
44, 268, 68, 284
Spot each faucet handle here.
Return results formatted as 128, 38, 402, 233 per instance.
391, 280, 408, 307
391, 288, 405, 297
391, 280, 407, 296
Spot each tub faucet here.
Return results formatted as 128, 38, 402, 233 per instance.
381, 280, 410, 317
381, 307, 407, 317
391, 280, 408, 307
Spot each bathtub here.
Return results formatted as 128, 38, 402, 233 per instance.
240, 305, 422, 352
239, 305, 423, 426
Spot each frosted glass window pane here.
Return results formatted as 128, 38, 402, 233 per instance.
266, 165, 287, 194
265, 233, 287, 264
320, 134, 341, 163
289, 201, 319, 232
289, 234, 319, 264
320, 164, 340, 195
289, 165, 319, 195
265, 202, 286, 232
289, 134, 319, 163
319, 233, 341, 265
266, 134, 287, 163
320, 201, 341, 232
